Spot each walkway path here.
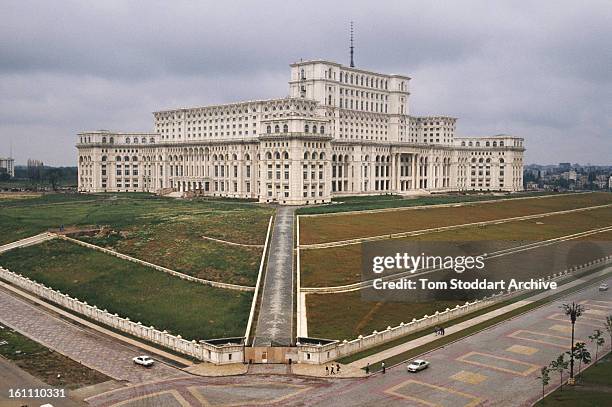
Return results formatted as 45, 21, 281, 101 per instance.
348, 265, 612, 368
0, 232, 54, 253
253, 207, 295, 346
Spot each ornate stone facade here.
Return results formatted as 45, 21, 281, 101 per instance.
77, 60, 525, 204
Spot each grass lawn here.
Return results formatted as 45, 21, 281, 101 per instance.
299, 192, 612, 244
0, 193, 272, 285
301, 206, 612, 287
0, 325, 110, 389
296, 191, 561, 215
306, 291, 461, 340
535, 351, 612, 406
0, 239, 253, 340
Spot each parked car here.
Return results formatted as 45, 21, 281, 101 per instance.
407, 359, 430, 372
599, 283, 609, 291
132, 355, 154, 367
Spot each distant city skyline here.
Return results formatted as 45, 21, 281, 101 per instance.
1, 0, 611, 166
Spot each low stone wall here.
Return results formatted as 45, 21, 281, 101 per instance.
0, 267, 244, 364
297, 256, 612, 364
57, 235, 254, 292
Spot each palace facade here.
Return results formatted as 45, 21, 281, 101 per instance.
77, 60, 525, 204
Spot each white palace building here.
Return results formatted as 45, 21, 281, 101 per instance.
77, 60, 525, 205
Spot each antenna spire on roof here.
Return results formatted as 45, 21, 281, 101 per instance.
350, 21, 355, 68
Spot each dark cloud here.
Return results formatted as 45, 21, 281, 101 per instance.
0, 0, 610, 165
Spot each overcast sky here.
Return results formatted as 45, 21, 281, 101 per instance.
1, 0, 611, 166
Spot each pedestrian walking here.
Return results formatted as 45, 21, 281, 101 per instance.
325, 365, 329, 375
434, 326, 439, 335
365, 363, 370, 375
336, 363, 341, 374
441, 326, 445, 335
330, 366, 335, 375
381, 361, 386, 374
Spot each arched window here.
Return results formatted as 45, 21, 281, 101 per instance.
150, 137, 155, 143
320, 126, 325, 134
133, 137, 139, 144
304, 152, 309, 160
116, 156, 121, 162
102, 137, 107, 143
492, 141, 497, 147
312, 125, 317, 133
339, 72, 343, 82
132, 156, 138, 162
486, 141, 490, 147
274, 125, 280, 133
266, 125, 271, 134
283, 152, 289, 160
283, 124, 288, 133
500, 141, 504, 147
304, 124, 309, 133
142, 137, 146, 143
476, 142, 480, 147
110, 137, 114, 144
266, 152, 272, 160
124, 156, 130, 162
461, 141, 466, 146
245, 154, 250, 161
101, 156, 107, 161
275, 151, 281, 160
312, 152, 318, 160
125, 138, 131, 144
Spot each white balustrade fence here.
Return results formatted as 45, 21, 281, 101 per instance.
0, 267, 244, 364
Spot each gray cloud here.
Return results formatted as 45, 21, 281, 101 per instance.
0, 0, 611, 165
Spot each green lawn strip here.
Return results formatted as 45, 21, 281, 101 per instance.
0, 193, 272, 245
0, 325, 110, 389
296, 191, 568, 215
300, 192, 612, 245
339, 266, 611, 369
0, 239, 252, 340
534, 351, 612, 406
0, 194, 271, 285
301, 207, 612, 288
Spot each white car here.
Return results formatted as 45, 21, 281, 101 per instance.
599, 283, 609, 291
132, 355, 154, 367
407, 359, 430, 372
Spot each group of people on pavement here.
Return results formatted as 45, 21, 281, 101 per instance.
434, 326, 446, 335
325, 363, 341, 375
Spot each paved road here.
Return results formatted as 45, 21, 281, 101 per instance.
87, 276, 611, 406
0, 357, 84, 407
253, 207, 295, 347
0, 286, 186, 384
